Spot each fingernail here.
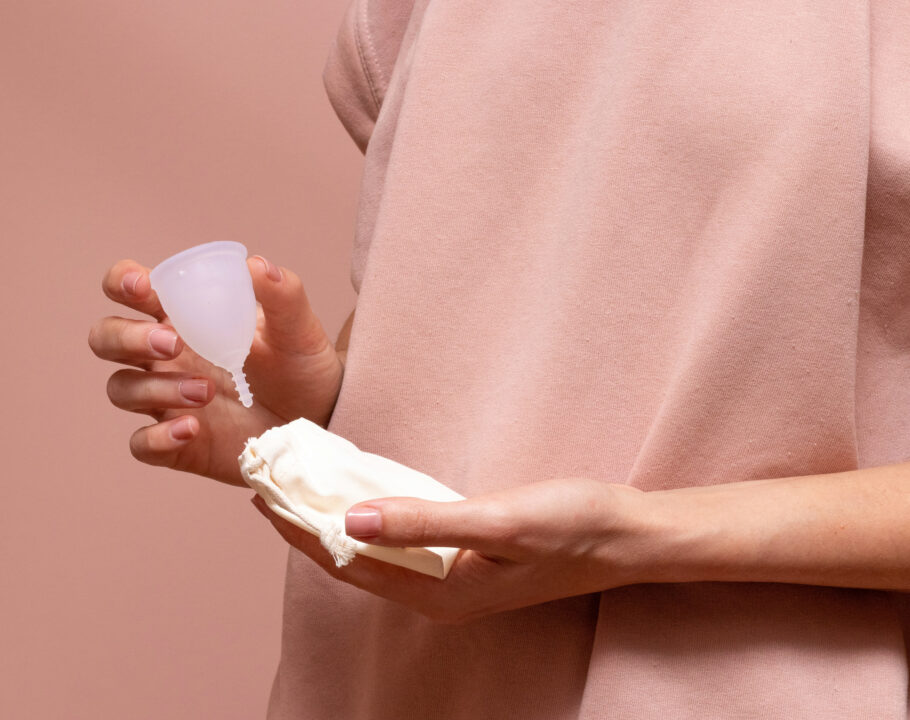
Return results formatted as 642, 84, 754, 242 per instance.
253, 255, 282, 282
122, 272, 141, 295
178, 378, 209, 402
170, 418, 196, 441
148, 329, 178, 356
345, 509, 381, 538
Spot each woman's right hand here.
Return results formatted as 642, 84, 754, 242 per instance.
89, 255, 348, 487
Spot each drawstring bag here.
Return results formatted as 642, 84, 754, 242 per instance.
238, 417, 464, 578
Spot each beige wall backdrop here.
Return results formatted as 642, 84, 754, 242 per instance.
1, 2, 361, 718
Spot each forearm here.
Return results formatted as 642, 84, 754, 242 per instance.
632, 462, 910, 592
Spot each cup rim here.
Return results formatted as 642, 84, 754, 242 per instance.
150, 241, 248, 283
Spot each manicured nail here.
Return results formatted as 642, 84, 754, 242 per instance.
253, 255, 282, 282
178, 378, 209, 402
345, 509, 381, 538
170, 418, 196, 441
122, 272, 141, 295
148, 329, 177, 356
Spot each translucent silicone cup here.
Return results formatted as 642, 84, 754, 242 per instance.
149, 241, 257, 407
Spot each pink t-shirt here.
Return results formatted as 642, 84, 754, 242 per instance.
267, 1, 910, 717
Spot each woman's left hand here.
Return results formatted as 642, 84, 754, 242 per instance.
254, 461, 910, 611
250, 478, 651, 624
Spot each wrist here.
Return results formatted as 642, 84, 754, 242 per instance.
598, 483, 743, 587
630, 480, 791, 586
636, 488, 716, 585
587, 483, 691, 588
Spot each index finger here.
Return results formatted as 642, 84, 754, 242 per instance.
102, 259, 167, 321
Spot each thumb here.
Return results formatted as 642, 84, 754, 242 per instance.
248, 255, 330, 354
345, 497, 510, 556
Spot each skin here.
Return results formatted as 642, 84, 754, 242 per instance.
89, 256, 349, 486
92, 258, 910, 625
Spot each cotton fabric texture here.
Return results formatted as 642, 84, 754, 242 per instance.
238, 417, 463, 578
266, 1, 910, 718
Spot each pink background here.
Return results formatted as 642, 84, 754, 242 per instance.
0, 2, 360, 717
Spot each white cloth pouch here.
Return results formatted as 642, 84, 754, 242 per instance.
238, 417, 464, 579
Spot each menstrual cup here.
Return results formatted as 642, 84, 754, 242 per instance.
149, 241, 257, 407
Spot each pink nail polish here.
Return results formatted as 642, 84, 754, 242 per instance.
253, 255, 282, 282
122, 272, 141, 295
170, 418, 196, 441
179, 379, 209, 402
346, 509, 382, 538
148, 329, 177, 356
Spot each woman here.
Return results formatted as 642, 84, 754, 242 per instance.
90, 1, 910, 717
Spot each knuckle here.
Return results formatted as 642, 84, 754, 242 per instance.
136, 377, 159, 407
405, 504, 438, 543
102, 260, 132, 297
128, 430, 145, 461
107, 369, 144, 409
87, 322, 101, 353
90, 317, 126, 358
114, 318, 132, 348
484, 501, 522, 547
95, 317, 132, 357
129, 424, 173, 466
105, 372, 122, 404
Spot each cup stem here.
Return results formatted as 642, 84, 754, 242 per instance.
231, 368, 253, 408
